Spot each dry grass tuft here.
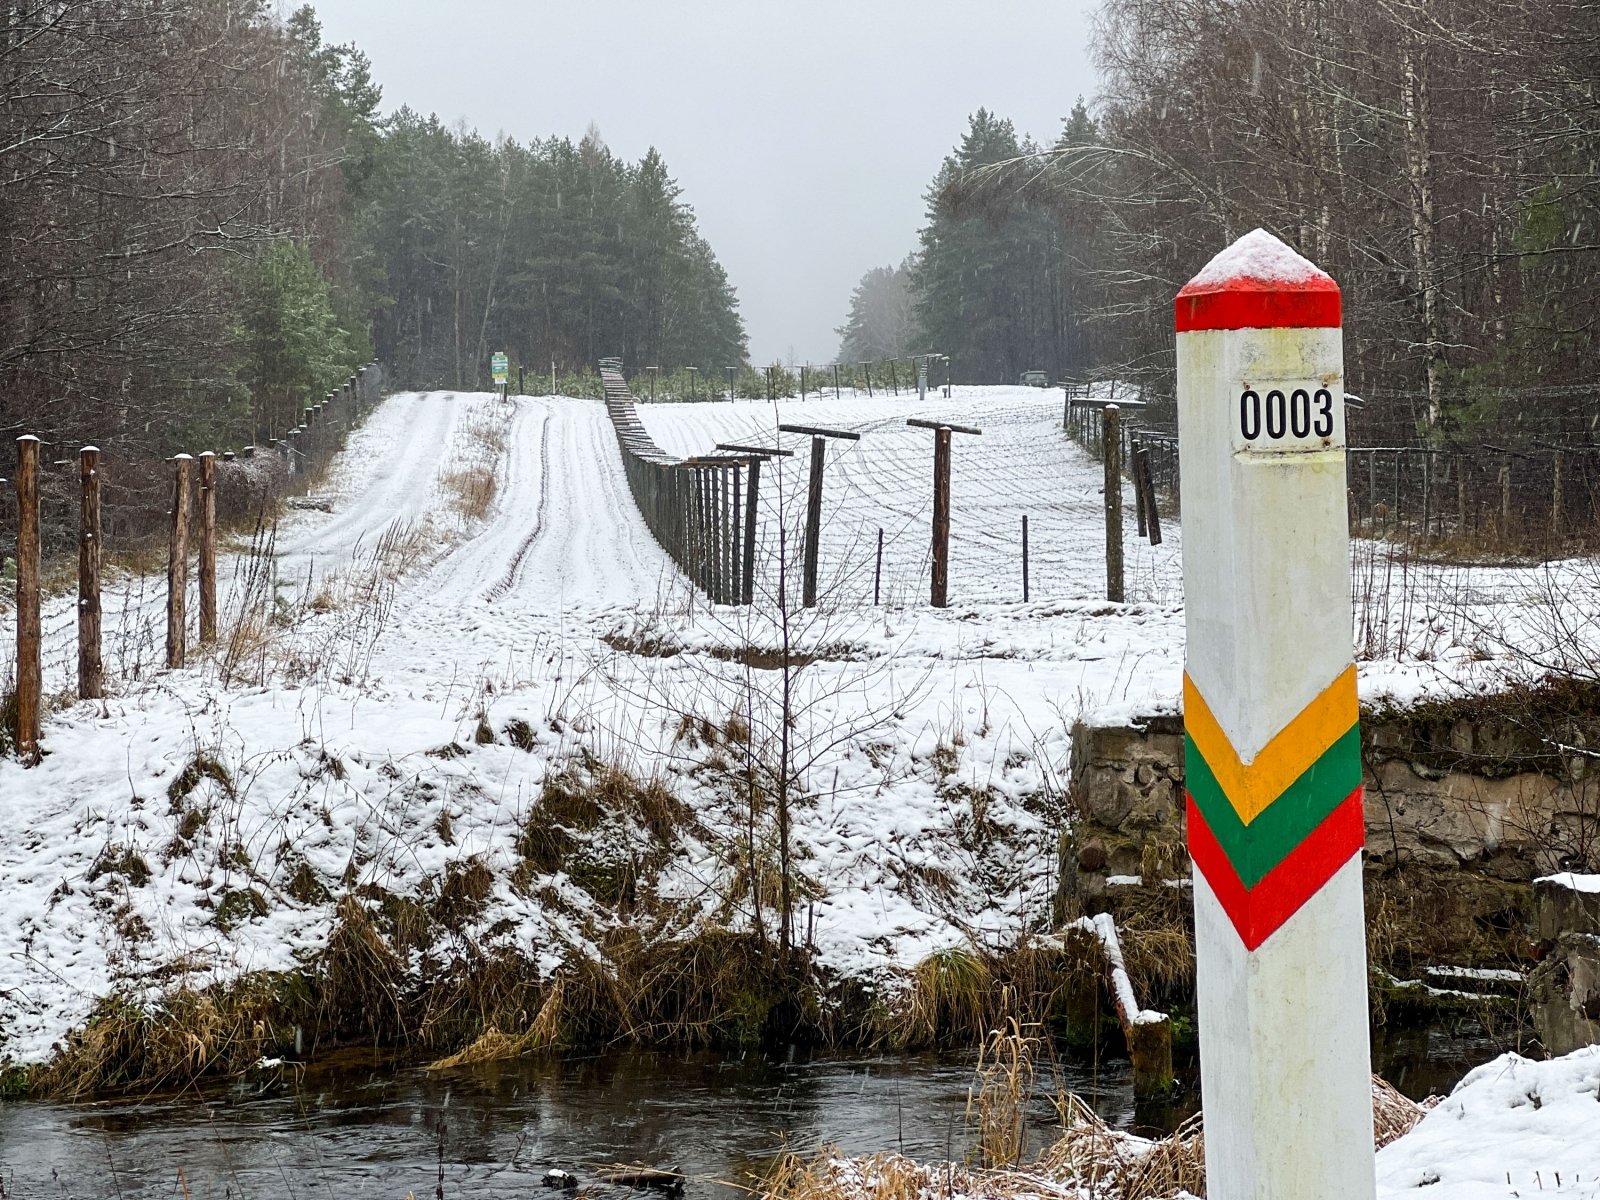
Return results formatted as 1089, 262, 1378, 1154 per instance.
968, 1019, 1038, 1167
906, 946, 993, 1045
766, 1075, 1432, 1200
426, 1025, 533, 1069
441, 466, 497, 522
1037, 1093, 1205, 1200
1373, 1073, 1436, 1147
893, 941, 1087, 1050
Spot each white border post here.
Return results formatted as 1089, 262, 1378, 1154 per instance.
1176, 229, 1373, 1200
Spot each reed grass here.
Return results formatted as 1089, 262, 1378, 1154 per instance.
766, 1075, 1432, 1200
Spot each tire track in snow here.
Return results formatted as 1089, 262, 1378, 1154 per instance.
276, 391, 461, 572
486, 405, 553, 602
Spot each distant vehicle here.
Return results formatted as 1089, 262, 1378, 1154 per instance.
1019, 370, 1049, 388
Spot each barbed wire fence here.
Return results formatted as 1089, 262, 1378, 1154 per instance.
1063, 380, 1600, 556
2, 364, 387, 560
4, 364, 386, 759
599, 358, 745, 604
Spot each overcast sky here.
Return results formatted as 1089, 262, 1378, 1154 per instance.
302, 0, 1102, 365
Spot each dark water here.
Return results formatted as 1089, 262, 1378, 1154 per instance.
0, 1025, 1505, 1200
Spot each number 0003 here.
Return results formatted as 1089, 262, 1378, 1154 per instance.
1240, 387, 1335, 441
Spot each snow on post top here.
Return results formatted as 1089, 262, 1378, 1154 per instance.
1175, 228, 1340, 333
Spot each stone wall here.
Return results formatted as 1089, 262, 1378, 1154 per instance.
1531, 876, 1600, 1054
1068, 701, 1600, 882
1062, 690, 1600, 976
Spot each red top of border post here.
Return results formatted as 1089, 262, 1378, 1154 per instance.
1175, 228, 1341, 333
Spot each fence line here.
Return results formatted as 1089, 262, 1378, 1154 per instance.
2, 364, 386, 556
7, 363, 387, 760
599, 358, 745, 604
1062, 386, 1600, 552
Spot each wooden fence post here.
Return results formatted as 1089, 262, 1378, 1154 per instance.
79, 446, 103, 700
198, 450, 217, 643
907, 418, 982, 608
777, 424, 860, 609
712, 466, 725, 600
1552, 450, 1564, 538
931, 427, 952, 607
1137, 445, 1163, 546
15, 436, 41, 762
803, 436, 824, 607
729, 465, 742, 604
716, 441, 796, 608
744, 459, 761, 604
167, 454, 192, 669
874, 526, 884, 605
1104, 405, 1124, 602
1021, 514, 1030, 602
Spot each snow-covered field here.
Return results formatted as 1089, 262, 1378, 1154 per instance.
1, 384, 1597, 1166
1, 386, 1199, 1063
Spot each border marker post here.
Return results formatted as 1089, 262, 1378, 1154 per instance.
1176, 228, 1373, 1200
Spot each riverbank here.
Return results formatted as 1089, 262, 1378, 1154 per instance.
770, 1045, 1600, 1200
1, 386, 1592, 1098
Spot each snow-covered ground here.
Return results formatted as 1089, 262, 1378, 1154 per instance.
0, 384, 1595, 1078
1374, 1047, 1600, 1198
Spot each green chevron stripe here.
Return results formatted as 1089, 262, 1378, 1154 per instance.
1185, 723, 1362, 888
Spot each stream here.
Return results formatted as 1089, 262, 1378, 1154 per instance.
0, 1023, 1506, 1199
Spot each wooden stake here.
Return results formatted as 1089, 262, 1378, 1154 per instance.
167, 455, 192, 669
906, 418, 980, 608
874, 527, 884, 605
803, 436, 824, 607
14, 436, 41, 761
1133, 443, 1150, 538
931, 426, 952, 607
1103, 405, 1124, 602
729, 464, 740, 603
1176, 229, 1373, 1200
1138, 445, 1163, 546
198, 451, 217, 643
1021, 514, 1030, 602
1552, 450, 1564, 538
78, 446, 103, 700
743, 458, 760, 605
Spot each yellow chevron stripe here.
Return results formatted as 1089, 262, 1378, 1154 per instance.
1183, 664, 1358, 825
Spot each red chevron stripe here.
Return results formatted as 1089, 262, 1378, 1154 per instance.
1187, 786, 1366, 951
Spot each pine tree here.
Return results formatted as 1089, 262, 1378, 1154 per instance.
836, 259, 914, 362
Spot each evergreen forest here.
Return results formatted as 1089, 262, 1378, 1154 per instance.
0, 1, 747, 458
840, 0, 1598, 442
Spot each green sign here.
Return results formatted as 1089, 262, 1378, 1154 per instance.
491, 352, 509, 384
